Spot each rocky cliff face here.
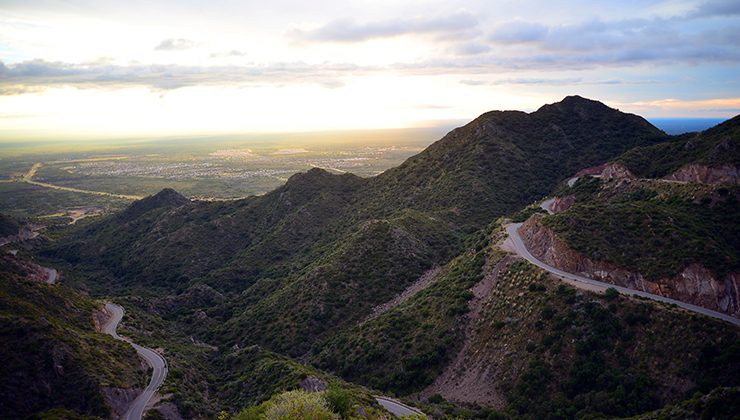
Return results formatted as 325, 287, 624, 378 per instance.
665, 164, 739, 185
600, 162, 635, 180
519, 214, 740, 317
550, 195, 576, 213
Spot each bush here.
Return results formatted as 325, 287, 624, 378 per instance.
604, 288, 619, 300
263, 390, 337, 420
324, 385, 353, 418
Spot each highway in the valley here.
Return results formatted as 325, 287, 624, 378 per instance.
102, 303, 168, 420
20, 162, 143, 200
504, 223, 740, 326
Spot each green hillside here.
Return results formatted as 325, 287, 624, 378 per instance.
616, 114, 739, 178
544, 180, 739, 280
28, 97, 740, 418
0, 258, 143, 418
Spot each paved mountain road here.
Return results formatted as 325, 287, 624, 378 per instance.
102, 303, 168, 420
503, 223, 740, 326
539, 198, 556, 214
375, 396, 426, 418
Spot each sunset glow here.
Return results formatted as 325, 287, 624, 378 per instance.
1, 0, 739, 140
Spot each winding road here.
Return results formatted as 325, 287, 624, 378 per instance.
102, 303, 168, 420
503, 223, 740, 326
375, 396, 425, 418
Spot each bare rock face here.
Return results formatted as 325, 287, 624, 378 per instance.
518, 215, 740, 317
550, 195, 576, 213
299, 376, 327, 393
665, 164, 739, 185
599, 162, 635, 180
101, 387, 140, 419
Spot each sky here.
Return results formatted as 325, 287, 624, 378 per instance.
0, 0, 739, 140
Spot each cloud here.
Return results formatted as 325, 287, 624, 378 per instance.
689, 0, 740, 17
460, 77, 584, 86
0, 59, 362, 94
154, 38, 196, 51
614, 97, 740, 116
454, 42, 490, 55
292, 12, 477, 42
210, 50, 247, 58
488, 20, 548, 43
459, 79, 487, 86
480, 13, 740, 69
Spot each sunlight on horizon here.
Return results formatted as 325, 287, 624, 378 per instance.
1, 0, 739, 140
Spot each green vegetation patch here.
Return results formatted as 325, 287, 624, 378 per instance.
0, 274, 142, 418
475, 261, 740, 419
616, 115, 739, 178
312, 229, 496, 395
542, 186, 739, 280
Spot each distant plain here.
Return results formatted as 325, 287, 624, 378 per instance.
0, 118, 723, 222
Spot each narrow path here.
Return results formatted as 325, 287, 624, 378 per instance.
375, 396, 425, 418
503, 223, 740, 326
102, 303, 168, 420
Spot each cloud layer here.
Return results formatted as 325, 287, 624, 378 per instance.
291, 12, 477, 42
154, 38, 196, 51
0, 0, 738, 102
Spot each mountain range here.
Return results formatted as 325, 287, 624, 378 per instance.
1, 96, 738, 419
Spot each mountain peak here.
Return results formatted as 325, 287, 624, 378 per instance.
536, 95, 613, 115
283, 167, 362, 189
119, 188, 188, 221
151, 188, 189, 205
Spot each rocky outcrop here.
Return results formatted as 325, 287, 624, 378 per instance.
550, 195, 576, 213
600, 162, 635, 180
519, 215, 740, 317
0, 254, 57, 283
299, 376, 327, 392
0, 225, 37, 247
101, 387, 140, 419
665, 164, 739, 185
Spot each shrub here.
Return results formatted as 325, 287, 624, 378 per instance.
604, 288, 619, 300
324, 385, 353, 418
263, 390, 337, 420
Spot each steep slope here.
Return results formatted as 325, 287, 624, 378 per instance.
526, 169, 740, 317
616, 114, 739, 182
0, 256, 143, 418
40, 96, 695, 417
313, 225, 740, 419
365, 95, 667, 227
54, 169, 368, 292
51, 96, 667, 293
216, 209, 457, 356
0, 213, 21, 237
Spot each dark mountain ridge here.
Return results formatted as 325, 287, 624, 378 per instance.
28, 96, 740, 418
47, 96, 670, 353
